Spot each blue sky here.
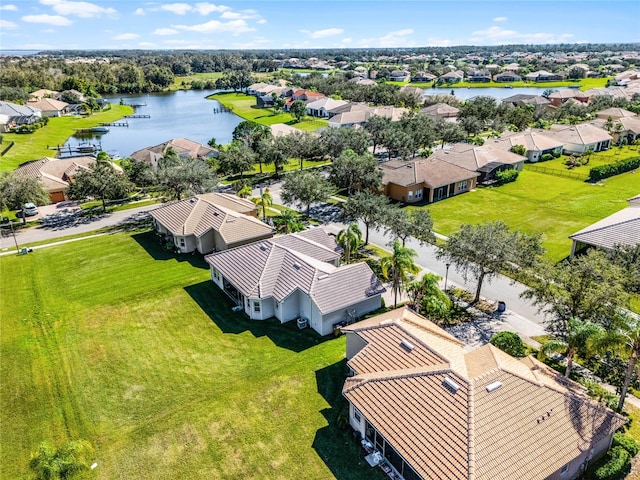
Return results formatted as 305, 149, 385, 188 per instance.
0, 1, 639, 51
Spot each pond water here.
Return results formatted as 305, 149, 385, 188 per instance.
67, 89, 244, 158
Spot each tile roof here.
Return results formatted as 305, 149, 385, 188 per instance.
596, 107, 637, 119
14, 156, 101, 192
343, 307, 627, 480
429, 144, 525, 172
0, 101, 42, 118
150, 193, 273, 246
546, 124, 612, 145
420, 103, 460, 116
379, 157, 479, 188
130, 138, 217, 164
205, 229, 384, 313
569, 202, 640, 250
488, 131, 564, 153
27, 97, 68, 111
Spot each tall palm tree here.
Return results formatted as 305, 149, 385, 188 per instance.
380, 239, 419, 308
591, 311, 640, 412
336, 223, 362, 264
236, 184, 252, 198
274, 209, 303, 234
538, 317, 602, 378
252, 188, 273, 220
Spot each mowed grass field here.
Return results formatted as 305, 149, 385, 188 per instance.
419, 168, 640, 262
0, 105, 133, 172
0, 231, 379, 480
211, 92, 328, 132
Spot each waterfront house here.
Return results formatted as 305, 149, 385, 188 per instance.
0, 101, 42, 132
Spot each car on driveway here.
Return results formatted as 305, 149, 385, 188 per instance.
23, 203, 39, 217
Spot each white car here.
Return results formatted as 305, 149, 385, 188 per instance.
23, 203, 39, 217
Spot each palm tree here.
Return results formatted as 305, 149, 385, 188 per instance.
380, 239, 419, 308
538, 317, 602, 378
252, 188, 273, 220
236, 184, 252, 198
591, 311, 640, 412
406, 272, 450, 317
274, 209, 303, 234
336, 223, 362, 264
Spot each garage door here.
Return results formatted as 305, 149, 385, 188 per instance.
49, 190, 66, 203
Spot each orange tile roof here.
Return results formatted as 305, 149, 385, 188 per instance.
343, 307, 627, 480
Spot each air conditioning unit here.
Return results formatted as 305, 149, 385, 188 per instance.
231, 306, 243, 312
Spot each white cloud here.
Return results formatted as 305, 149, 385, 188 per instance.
138, 41, 155, 48
134, 7, 145, 15
153, 27, 178, 35
307, 27, 343, 39
41, 28, 55, 33
221, 9, 259, 20
113, 33, 139, 40
378, 28, 415, 47
0, 19, 18, 29
493, 16, 508, 22
40, 0, 116, 18
232, 37, 270, 49
0, 4, 18, 11
256, 19, 266, 24
172, 19, 254, 35
470, 25, 574, 44
194, 2, 230, 15
22, 14, 72, 26
161, 3, 194, 15
425, 36, 453, 47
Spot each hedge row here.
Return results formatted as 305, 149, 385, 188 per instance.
0, 141, 14, 157
588, 157, 640, 182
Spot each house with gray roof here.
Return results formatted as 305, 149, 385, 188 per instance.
130, 138, 218, 167
488, 131, 564, 163
205, 228, 385, 335
569, 195, 640, 256
150, 193, 275, 254
0, 101, 42, 132
544, 124, 612, 154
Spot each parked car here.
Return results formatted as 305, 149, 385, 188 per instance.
23, 203, 39, 217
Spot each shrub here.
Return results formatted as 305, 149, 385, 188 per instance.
613, 432, 640, 457
495, 169, 519, 185
540, 153, 554, 162
510, 144, 526, 156
588, 157, 640, 181
552, 150, 562, 158
489, 332, 527, 357
593, 446, 631, 480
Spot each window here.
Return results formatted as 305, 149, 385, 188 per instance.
458, 180, 468, 191
408, 190, 413, 200
212, 269, 220, 281
353, 408, 361, 422
253, 301, 261, 313
560, 464, 569, 475
178, 237, 185, 247
415, 189, 422, 199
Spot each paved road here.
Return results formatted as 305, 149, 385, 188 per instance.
0, 203, 160, 251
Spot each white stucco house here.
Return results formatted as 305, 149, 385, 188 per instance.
205, 228, 385, 335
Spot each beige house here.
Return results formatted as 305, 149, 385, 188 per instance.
14, 156, 117, 203
131, 138, 218, 167
420, 103, 460, 122
205, 228, 385, 335
342, 307, 627, 480
569, 195, 640, 256
488, 131, 564, 162
150, 193, 275, 254
379, 157, 479, 204
545, 124, 612, 154
26, 97, 69, 117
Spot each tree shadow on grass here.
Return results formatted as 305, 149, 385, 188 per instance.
313, 360, 386, 480
184, 280, 333, 353
131, 231, 210, 270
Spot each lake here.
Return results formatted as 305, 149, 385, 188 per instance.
69, 89, 244, 158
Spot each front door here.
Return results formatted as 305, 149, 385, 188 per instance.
435, 187, 446, 201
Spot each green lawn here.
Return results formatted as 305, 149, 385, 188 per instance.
171, 72, 225, 89
210, 92, 328, 131
0, 231, 380, 480
0, 105, 133, 172
416, 169, 639, 262
423, 77, 610, 91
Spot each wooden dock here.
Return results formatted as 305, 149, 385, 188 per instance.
124, 114, 150, 118
99, 121, 129, 127
213, 106, 232, 114
124, 102, 147, 107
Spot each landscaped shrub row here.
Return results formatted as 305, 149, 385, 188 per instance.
588, 157, 640, 182
592, 446, 631, 480
495, 169, 519, 185
0, 141, 15, 156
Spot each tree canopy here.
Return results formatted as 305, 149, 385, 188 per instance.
67, 161, 133, 212
280, 170, 333, 218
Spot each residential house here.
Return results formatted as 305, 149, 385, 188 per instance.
26, 97, 69, 117
270, 123, 302, 137
130, 138, 218, 168
328, 110, 371, 128
412, 72, 437, 83
349, 78, 377, 86
150, 193, 275, 255
306, 97, 348, 118
430, 143, 526, 183
545, 124, 612, 154
284, 90, 326, 111
379, 157, 479, 203
370, 106, 409, 122
596, 107, 638, 120
247, 82, 269, 95
14, 156, 119, 203
502, 94, 551, 107
256, 95, 274, 108
420, 103, 460, 122
524, 70, 565, 82
205, 228, 385, 335
569, 195, 640, 256
389, 70, 410, 82
547, 89, 588, 107
493, 72, 522, 82
0, 101, 42, 132
488, 131, 564, 162
467, 70, 492, 83
590, 113, 640, 144
28, 89, 59, 101
342, 307, 627, 480
326, 102, 371, 118
439, 70, 464, 84
398, 86, 424, 99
